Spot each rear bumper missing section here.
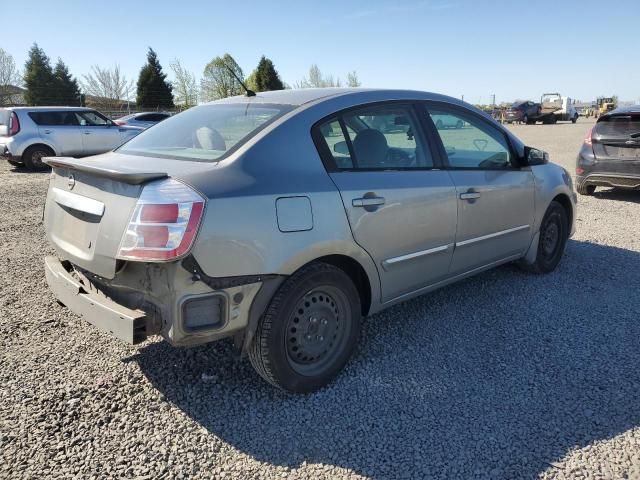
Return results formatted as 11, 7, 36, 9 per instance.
44, 256, 148, 344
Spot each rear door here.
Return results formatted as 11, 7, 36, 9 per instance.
314, 102, 458, 303
30, 111, 83, 156
422, 102, 535, 275
76, 110, 123, 155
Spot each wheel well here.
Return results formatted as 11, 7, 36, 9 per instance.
313, 254, 372, 317
25, 143, 55, 156
552, 193, 573, 228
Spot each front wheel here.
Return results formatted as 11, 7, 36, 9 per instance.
571, 115, 578, 124
249, 263, 361, 393
519, 201, 569, 274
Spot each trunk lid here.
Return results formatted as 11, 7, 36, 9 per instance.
43, 152, 212, 278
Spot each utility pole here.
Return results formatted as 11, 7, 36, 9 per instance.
461, 94, 464, 102
491, 94, 496, 107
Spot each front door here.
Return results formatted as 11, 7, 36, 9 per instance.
314, 103, 458, 302
76, 110, 122, 155
423, 103, 535, 275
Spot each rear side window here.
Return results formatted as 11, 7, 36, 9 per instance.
28, 111, 79, 126
118, 103, 293, 162
596, 115, 640, 137
0, 109, 9, 126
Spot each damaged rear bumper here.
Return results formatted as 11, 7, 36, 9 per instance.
45, 256, 148, 344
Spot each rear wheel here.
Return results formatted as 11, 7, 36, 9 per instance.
520, 201, 569, 274
577, 183, 596, 196
22, 145, 53, 171
249, 263, 361, 393
571, 115, 578, 124
523, 114, 529, 125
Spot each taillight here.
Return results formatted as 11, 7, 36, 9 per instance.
9, 112, 20, 136
114, 120, 126, 125
117, 178, 205, 262
584, 127, 593, 146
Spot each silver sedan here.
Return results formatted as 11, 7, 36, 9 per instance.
42, 88, 577, 392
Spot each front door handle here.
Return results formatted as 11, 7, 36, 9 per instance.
43, 129, 51, 134
352, 196, 385, 208
84, 131, 91, 135
460, 191, 481, 201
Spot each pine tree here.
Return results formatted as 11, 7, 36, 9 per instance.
136, 48, 174, 109
53, 59, 80, 105
252, 56, 285, 92
24, 43, 56, 105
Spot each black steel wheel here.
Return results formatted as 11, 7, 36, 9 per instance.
249, 262, 361, 393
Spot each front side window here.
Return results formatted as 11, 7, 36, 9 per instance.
118, 103, 292, 162
76, 111, 110, 126
316, 104, 433, 170
427, 107, 513, 169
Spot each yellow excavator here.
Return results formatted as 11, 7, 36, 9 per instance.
596, 97, 617, 117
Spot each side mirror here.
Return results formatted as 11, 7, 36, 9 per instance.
524, 146, 549, 166
333, 140, 349, 155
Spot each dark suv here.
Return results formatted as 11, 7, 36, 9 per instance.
504, 101, 541, 124
576, 105, 640, 195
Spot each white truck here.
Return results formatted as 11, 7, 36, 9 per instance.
539, 93, 579, 124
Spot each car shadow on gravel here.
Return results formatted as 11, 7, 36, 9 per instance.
593, 188, 640, 204
133, 239, 640, 479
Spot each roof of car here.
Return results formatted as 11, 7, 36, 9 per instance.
603, 104, 640, 116
6, 106, 95, 111
208, 88, 462, 107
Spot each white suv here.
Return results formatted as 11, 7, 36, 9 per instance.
0, 107, 143, 170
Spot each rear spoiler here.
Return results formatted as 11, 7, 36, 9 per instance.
44, 157, 167, 185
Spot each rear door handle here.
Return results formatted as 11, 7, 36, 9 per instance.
460, 192, 481, 201
352, 196, 385, 208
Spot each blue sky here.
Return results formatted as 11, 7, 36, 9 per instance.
4, 0, 638, 103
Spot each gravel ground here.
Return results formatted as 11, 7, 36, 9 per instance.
1, 117, 639, 479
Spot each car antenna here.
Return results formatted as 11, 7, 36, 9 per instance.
224, 65, 256, 97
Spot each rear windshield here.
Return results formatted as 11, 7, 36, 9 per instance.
117, 103, 293, 162
596, 114, 640, 137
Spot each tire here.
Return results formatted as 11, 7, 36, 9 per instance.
435, 119, 444, 130
22, 145, 54, 171
248, 262, 361, 393
455, 120, 463, 129
571, 115, 578, 124
577, 182, 596, 196
523, 114, 528, 125
519, 201, 569, 274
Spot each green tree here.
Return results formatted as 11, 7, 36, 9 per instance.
24, 43, 56, 105
250, 56, 285, 92
136, 48, 174, 109
53, 59, 80, 105
346, 71, 361, 88
200, 53, 244, 101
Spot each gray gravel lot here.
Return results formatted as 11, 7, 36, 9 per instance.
1, 118, 639, 479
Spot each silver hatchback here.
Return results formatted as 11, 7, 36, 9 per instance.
42, 89, 576, 392
0, 107, 142, 170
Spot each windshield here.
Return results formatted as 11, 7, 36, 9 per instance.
118, 103, 293, 162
